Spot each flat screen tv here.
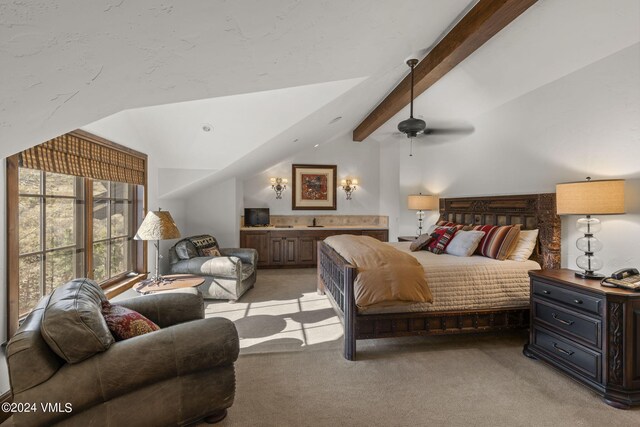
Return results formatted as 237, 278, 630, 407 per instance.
244, 208, 270, 227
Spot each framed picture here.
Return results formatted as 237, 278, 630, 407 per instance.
292, 164, 337, 210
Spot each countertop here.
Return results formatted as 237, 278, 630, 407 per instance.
240, 225, 388, 231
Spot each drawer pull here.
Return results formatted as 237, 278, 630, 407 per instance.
552, 313, 574, 326
573, 299, 583, 304
542, 290, 551, 295
553, 342, 574, 356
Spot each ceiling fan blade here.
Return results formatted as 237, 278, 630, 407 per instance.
424, 125, 474, 136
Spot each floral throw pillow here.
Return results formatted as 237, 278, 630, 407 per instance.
426, 227, 457, 254
201, 246, 222, 257
101, 301, 160, 341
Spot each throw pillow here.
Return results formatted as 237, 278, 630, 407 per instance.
201, 246, 222, 257
409, 234, 434, 252
445, 230, 486, 257
101, 301, 160, 341
426, 227, 457, 254
473, 224, 522, 260
436, 221, 466, 232
508, 229, 539, 262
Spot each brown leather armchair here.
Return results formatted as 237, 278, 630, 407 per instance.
6, 279, 239, 427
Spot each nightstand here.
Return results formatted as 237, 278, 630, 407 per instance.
397, 236, 417, 242
523, 269, 640, 408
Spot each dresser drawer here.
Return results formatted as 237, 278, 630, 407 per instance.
533, 299, 601, 348
532, 327, 601, 383
532, 280, 603, 316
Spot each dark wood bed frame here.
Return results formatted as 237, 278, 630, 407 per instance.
317, 193, 561, 360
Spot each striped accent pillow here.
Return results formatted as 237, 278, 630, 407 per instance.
426, 227, 457, 255
473, 224, 522, 260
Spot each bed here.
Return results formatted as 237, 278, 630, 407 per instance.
317, 193, 561, 360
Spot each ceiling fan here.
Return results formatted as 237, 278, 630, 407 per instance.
397, 58, 474, 156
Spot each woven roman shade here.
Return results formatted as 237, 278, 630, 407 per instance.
19, 131, 146, 185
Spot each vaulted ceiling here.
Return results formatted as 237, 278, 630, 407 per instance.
2, 0, 638, 198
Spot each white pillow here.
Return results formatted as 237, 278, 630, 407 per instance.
445, 230, 485, 257
508, 229, 539, 261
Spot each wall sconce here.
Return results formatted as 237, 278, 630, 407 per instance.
270, 177, 288, 199
341, 179, 358, 200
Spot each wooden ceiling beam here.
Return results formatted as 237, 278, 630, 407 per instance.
352, 0, 539, 142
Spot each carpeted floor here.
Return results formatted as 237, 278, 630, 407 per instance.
206, 269, 640, 427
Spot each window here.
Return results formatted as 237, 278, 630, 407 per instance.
7, 130, 147, 336
17, 170, 84, 315
91, 180, 135, 283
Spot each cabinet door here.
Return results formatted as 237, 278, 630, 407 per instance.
298, 236, 316, 265
284, 238, 298, 264
241, 232, 270, 267
269, 237, 285, 265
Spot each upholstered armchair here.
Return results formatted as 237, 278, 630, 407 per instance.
168, 234, 257, 301
6, 279, 239, 427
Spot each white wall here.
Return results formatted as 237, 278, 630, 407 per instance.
392, 44, 640, 275
179, 177, 242, 249
243, 134, 382, 216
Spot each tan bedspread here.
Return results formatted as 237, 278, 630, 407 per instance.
358, 242, 541, 315
323, 235, 433, 309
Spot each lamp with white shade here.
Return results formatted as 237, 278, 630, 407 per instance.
556, 177, 625, 279
134, 208, 181, 283
407, 193, 438, 236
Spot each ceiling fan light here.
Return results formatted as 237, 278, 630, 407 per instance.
398, 117, 426, 137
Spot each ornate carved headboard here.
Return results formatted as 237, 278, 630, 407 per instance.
439, 193, 560, 269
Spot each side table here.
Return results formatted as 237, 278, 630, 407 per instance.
523, 269, 640, 408
134, 274, 205, 295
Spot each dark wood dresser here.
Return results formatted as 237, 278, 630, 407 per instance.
524, 269, 640, 408
240, 228, 388, 268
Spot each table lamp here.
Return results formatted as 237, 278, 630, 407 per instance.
134, 208, 181, 283
407, 193, 438, 236
556, 177, 625, 279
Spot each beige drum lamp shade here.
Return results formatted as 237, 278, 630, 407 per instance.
135, 210, 181, 241
556, 179, 625, 215
556, 178, 625, 280
407, 194, 438, 210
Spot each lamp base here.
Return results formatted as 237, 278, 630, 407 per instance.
574, 271, 605, 280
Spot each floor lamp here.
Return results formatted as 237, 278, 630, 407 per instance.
556, 177, 625, 279
134, 208, 181, 283
408, 194, 438, 236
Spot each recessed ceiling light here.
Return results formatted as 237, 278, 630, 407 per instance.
201, 123, 213, 132
314, 144, 319, 148
329, 116, 342, 124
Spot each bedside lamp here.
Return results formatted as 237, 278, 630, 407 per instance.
134, 208, 181, 283
556, 177, 625, 279
408, 193, 438, 236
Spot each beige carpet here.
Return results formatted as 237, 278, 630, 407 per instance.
206, 269, 640, 427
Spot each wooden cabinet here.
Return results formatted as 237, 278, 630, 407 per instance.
239, 228, 388, 268
523, 269, 640, 409
241, 231, 269, 267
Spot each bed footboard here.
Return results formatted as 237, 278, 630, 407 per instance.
317, 241, 357, 360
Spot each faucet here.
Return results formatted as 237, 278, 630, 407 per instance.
312, 218, 317, 227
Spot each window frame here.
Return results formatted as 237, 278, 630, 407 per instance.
6, 130, 148, 337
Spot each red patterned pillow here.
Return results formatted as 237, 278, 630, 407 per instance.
437, 221, 469, 232
101, 301, 160, 341
473, 224, 521, 260
426, 227, 457, 254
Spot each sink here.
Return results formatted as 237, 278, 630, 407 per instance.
307, 225, 324, 228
